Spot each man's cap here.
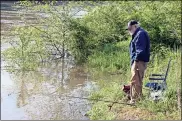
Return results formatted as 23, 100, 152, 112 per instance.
125, 20, 139, 30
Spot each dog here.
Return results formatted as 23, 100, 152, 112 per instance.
122, 85, 131, 100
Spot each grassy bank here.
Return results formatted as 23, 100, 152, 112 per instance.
2, 1, 181, 120
87, 41, 130, 74
85, 42, 181, 120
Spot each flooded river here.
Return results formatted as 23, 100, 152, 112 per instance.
1, 1, 96, 120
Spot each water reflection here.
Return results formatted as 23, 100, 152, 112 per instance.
2, 59, 94, 120
1, 1, 94, 120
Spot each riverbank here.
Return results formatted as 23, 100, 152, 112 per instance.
1, 1, 181, 120
86, 44, 181, 120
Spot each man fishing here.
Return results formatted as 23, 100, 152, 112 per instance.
125, 20, 150, 104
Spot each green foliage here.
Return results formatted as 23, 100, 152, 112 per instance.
89, 81, 124, 101
68, 19, 91, 64
2, 26, 48, 71
80, 3, 129, 50
87, 102, 116, 120
140, 1, 181, 50
88, 50, 180, 120
3, 1, 84, 71
79, 1, 180, 59
2, 1, 181, 120
3, 1, 181, 70
87, 41, 130, 73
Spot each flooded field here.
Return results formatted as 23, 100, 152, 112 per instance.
1, 1, 96, 120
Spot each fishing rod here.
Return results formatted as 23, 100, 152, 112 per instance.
4, 89, 135, 106
58, 95, 136, 106
48, 87, 136, 106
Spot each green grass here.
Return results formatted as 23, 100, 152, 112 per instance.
87, 41, 130, 74
87, 101, 116, 120
86, 42, 181, 120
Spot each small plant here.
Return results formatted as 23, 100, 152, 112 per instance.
87, 102, 116, 120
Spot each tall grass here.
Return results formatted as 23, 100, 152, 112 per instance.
86, 44, 181, 120
87, 41, 130, 74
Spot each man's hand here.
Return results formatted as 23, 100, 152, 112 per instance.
132, 61, 139, 71
135, 60, 139, 62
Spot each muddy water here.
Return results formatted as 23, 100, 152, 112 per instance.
1, 1, 96, 120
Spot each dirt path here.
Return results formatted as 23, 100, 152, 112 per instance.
116, 106, 155, 120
